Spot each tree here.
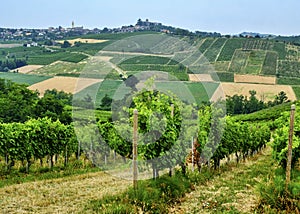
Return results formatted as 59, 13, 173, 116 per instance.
34, 93, 72, 124
44, 40, 54, 46
274, 91, 288, 105
61, 40, 71, 48
226, 94, 245, 115
99, 94, 113, 110
0, 79, 39, 123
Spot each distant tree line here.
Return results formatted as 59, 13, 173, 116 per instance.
0, 79, 72, 124
226, 90, 289, 115
0, 58, 27, 72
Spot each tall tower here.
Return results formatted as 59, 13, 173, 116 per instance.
72, 21, 75, 28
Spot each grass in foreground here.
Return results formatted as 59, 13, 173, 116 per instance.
84, 148, 274, 214
171, 147, 275, 214
0, 157, 101, 188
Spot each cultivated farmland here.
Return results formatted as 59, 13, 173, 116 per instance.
221, 82, 296, 101
13, 65, 43, 74
56, 38, 108, 46
1, 31, 300, 214
28, 76, 102, 96
234, 74, 276, 84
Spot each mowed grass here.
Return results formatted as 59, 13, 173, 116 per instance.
0, 169, 131, 213
173, 147, 275, 213
0, 72, 52, 85
74, 80, 124, 106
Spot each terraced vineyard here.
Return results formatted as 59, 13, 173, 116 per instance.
1, 33, 300, 103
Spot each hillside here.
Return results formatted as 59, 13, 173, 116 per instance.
0, 30, 300, 102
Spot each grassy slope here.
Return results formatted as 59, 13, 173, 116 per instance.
0, 72, 52, 85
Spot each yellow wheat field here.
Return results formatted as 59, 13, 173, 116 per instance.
28, 76, 102, 96
14, 65, 44, 74
56, 38, 108, 46
221, 82, 296, 101
234, 74, 276, 85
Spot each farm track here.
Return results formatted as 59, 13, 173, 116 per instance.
99, 50, 174, 58
0, 171, 131, 213
170, 147, 274, 214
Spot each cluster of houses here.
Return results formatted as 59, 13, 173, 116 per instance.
0, 19, 231, 44
0, 19, 170, 43
0, 24, 101, 42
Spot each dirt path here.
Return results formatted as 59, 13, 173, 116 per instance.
170, 147, 274, 213
0, 171, 131, 213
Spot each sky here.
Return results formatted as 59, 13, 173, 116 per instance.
1, 0, 300, 36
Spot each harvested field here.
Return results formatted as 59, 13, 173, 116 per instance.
189, 74, 214, 82
28, 76, 102, 96
30, 61, 86, 76
221, 82, 296, 101
234, 74, 276, 84
14, 65, 44, 74
210, 84, 226, 102
0, 43, 22, 48
57, 38, 108, 46
0, 171, 130, 213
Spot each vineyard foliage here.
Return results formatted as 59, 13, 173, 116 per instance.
0, 79, 295, 177
197, 104, 271, 169
0, 118, 76, 172
272, 102, 300, 168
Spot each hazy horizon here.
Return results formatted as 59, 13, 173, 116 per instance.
1, 0, 300, 36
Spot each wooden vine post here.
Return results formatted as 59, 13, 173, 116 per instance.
168, 103, 174, 177
286, 104, 295, 192
133, 109, 138, 190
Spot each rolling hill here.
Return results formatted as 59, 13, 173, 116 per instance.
1, 30, 300, 102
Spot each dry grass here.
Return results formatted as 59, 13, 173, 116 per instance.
170, 147, 273, 214
210, 84, 226, 102
0, 44, 22, 48
221, 82, 297, 101
56, 38, 108, 46
0, 171, 131, 213
28, 76, 102, 96
234, 74, 276, 85
14, 65, 44, 74
189, 74, 214, 82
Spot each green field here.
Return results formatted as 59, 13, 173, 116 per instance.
27, 51, 88, 65
217, 38, 246, 61
116, 52, 192, 81
213, 72, 234, 82
0, 72, 52, 85
0, 45, 88, 66
278, 60, 300, 78
66, 42, 111, 56
74, 79, 219, 106
261, 51, 278, 75
74, 80, 125, 106
292, 86, 300, 99
203, 38, 227, 62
